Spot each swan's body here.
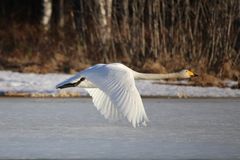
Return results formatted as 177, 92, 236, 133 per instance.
56, 63, 197, 127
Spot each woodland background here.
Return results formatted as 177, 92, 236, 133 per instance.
0, 0, 239, 86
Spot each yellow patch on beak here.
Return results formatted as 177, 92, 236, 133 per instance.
187, 70, 195, 77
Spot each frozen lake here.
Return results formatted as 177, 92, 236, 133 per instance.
0, 98, 240, 159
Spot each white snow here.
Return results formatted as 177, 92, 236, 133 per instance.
0, 70, 240, 98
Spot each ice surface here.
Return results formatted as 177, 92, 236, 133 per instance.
0, 70, 240, 97
0, 98, 239, 159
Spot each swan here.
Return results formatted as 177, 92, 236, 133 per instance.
56, 63, 197, 127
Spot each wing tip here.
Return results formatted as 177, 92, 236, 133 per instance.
131, 119, 149, 128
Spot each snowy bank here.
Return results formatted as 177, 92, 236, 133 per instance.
0, 71, 240, 98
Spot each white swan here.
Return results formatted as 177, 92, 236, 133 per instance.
56, 63, 197, 127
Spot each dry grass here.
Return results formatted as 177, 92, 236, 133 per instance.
192, 73, 224, 88
0, 0, 239, 88
142, 60, 167, 73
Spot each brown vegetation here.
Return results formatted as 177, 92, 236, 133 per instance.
0, 0, 239, 87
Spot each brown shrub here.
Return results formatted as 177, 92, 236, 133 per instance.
192, 73, 224, 87
142, 60, 167, 73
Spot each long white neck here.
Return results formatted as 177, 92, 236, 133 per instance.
133, 71, 181, 80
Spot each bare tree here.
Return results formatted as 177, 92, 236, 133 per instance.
42, 0, 52, 31
96, 0, 112, 62
53, 0, 64, 28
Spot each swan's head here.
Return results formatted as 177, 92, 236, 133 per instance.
178, 69, 198, 79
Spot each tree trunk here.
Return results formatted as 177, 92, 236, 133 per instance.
97, 0, 112, 62
42, 0, 52, 31
53, 0, 64, 28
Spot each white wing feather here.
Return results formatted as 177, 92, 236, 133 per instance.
56, 63, 149, 127
83, 64, 149, 127
86, 88, 123, 120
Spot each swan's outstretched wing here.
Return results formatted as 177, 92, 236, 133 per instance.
56, 64, 103, 89
56, 64, 149, 127
85, 64, 149, 127
86, 88, 123, 121
56, 73, 82, 89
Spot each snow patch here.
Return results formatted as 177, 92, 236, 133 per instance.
0, 71, 240, 98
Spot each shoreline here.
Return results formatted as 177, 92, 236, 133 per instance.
1, 92, 240, 99
0, 70, 240, 98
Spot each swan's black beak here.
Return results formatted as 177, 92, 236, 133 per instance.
192, 73, 198, 77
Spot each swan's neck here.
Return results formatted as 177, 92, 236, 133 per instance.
133, 72, 180, 80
